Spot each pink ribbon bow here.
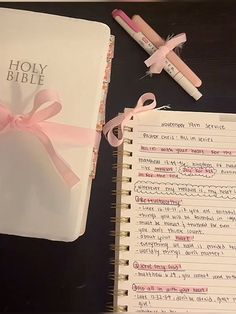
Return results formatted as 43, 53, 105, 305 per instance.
0, 89, 100, 188
144, 33, 187, 74
103, 93, 168, 147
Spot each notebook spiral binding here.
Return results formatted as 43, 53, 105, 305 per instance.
109, 258, 129, 266
110, 230, 130, 237
108, 126, 133, 312
111, 190, 131, 196
111, 203, 131, 209
107, 305, 128, 312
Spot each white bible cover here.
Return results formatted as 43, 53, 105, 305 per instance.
0, 8, 112, 241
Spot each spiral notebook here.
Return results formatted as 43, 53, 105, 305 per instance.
113, 107, 236, 312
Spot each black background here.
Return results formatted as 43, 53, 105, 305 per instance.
0, 1, 235, 312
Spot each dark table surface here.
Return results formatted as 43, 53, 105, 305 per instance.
0, 1, 235, 312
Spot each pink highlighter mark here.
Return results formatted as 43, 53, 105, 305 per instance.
133, 261, 182, 271
132, 284, 208, 294
175, 235, 194, 242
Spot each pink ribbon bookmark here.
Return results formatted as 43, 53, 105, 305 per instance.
0, 89, 100, 188
145, 33, 187, 74
103, 93, 170, 147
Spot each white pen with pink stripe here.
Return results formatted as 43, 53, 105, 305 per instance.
112, 9, 202, 100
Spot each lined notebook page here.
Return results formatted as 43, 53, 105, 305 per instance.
116, 109, 236, 313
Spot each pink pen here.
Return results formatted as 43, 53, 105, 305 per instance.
132, 14, 202, 87
113, 9, 157, 55
112, 9, 202, 100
